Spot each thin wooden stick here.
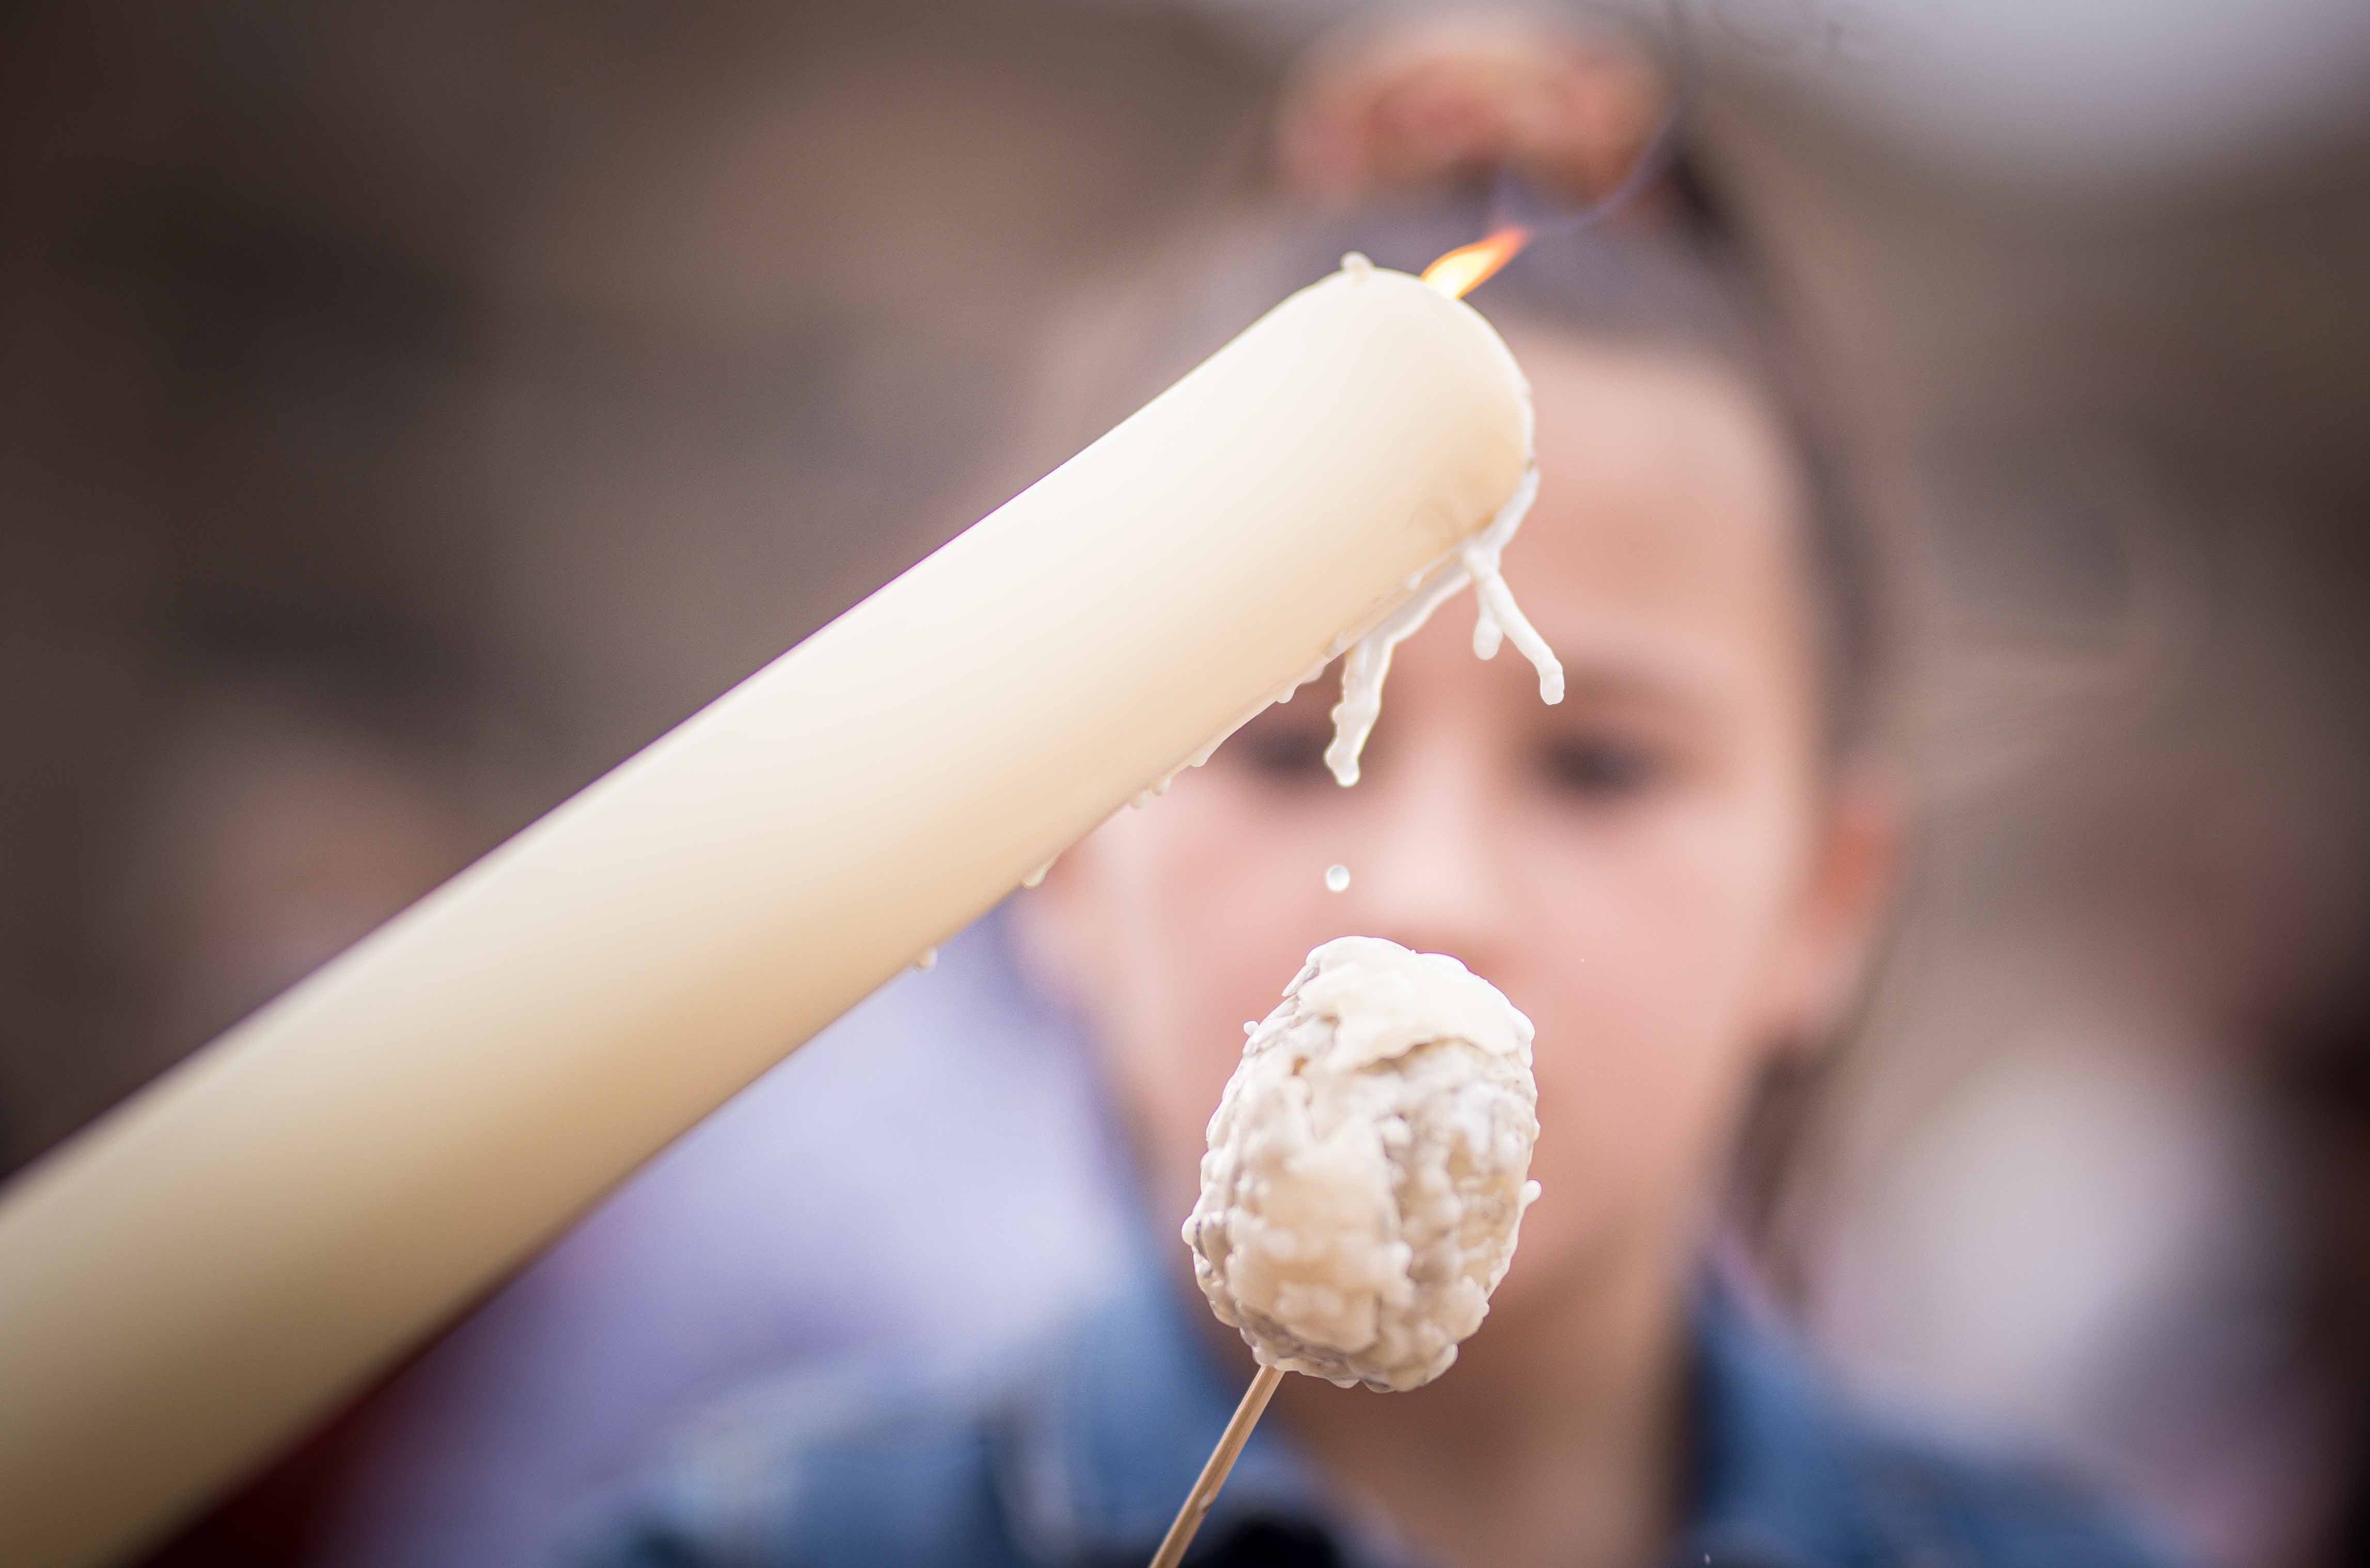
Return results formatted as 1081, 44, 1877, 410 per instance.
1150, 1363, 1285, 1568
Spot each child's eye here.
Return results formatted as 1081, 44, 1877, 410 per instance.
1537, 735, 1660, 799
1230, 721, 1335, 785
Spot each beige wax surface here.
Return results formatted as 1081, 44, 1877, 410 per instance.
0, 263, 1530, 1567
1186, 937, 1542, 1392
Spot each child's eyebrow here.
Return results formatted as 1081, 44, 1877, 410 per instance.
1546, 653, 1730, 725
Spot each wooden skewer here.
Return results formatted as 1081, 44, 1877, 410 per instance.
1150, 1363, 1285, 1568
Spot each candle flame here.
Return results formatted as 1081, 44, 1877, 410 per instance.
1420, 226, 1530, 299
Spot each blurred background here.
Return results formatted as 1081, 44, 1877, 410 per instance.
4, 2, 2368, 1565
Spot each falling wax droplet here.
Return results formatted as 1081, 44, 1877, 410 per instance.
1324, 864, 1351, 893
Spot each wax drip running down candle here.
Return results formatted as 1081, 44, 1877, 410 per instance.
1313, 246, 1560, 789
1324, 465, 1561, 786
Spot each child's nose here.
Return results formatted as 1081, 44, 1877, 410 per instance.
1350, 745, 1517, 973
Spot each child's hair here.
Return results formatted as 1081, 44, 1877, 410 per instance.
1039, 179, 1888, 762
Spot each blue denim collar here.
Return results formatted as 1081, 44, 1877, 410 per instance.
993, 1254, 1354, 1564
991, 1243, 1884, 1568
1676, 1277, 1876, 1568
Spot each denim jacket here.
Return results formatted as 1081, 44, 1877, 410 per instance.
571, 1253, 2177, 1568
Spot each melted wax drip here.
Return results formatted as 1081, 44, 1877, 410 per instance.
1324, 467, 1561, 787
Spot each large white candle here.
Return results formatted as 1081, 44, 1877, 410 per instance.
0, 260, 1531, 1567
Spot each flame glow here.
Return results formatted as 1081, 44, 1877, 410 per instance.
1420, 226, 1530, 299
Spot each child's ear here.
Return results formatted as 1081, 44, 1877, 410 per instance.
1769, 760, 1906, 1058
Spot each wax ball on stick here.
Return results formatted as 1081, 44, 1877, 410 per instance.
1184, 936, 1541, 1392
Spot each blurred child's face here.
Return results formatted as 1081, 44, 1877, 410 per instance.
1016, 335, 1895, 1322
